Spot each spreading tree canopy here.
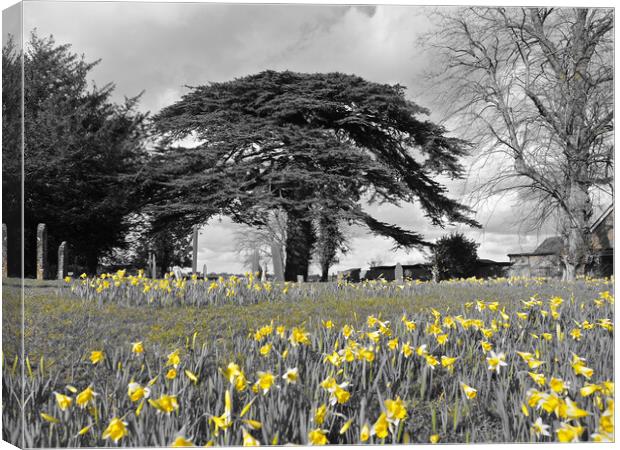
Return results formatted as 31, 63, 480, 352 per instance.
148, 71, 478, 280
2, 34, 148, 275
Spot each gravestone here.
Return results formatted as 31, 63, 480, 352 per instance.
36, 223, 48, 280
260, 265, 267, 282
2, 223, 7, 278
150, 252, 157, 279
57, 241, 68, 280
173, 266, 183, 280
270, 242, 284, 282
192, 224, 199, 274
203, 264, 208, 278
395, 263, 404, 284
297, 274, 304, 283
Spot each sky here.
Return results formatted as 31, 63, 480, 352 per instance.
4, 0, 582, 274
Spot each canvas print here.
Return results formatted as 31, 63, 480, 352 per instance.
1, 1, 614, 448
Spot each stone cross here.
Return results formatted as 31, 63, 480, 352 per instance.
270, 242, 284, 282
2, 223, 7, 278
57, 241, 68, 280
36, 223, 48, 280
297, 274, 304, 283
395, 263, 404, 284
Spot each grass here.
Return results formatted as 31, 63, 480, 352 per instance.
1, 275, 614, 447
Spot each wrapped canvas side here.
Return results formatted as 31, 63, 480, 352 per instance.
2, 2, 25, 449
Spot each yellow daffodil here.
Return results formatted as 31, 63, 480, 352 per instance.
528, 372, 546, 387
102, 417, 129, 443
171, 436, 194, 447
531, 417, 550, 438
385, 396, 407, 421
460, 383, 477, 399
259, 343, 272, 356
76, 386, 97, 408
441, 356, 457, 373
253, 371, 275, 394
360, 423, 371, 442
289, 327, 310, 346
430, 434, 440, 443
166, 349, 181, 368
314, 404, 327, 425
486, 351, 507, 373
282, 367, 299, 384
242, 428, 260, 446
185, 369, 199, 384
308, 429, 328, 445
149, 394, 179, 414
131, 341, 144, 354
89, 351, 105, 365
556, 422, 584, 443
372, 412, 389, 439
339, 419, 353, 434
127, 382, 150, 402
166, 368, 178, 379
54, 392, 73, 411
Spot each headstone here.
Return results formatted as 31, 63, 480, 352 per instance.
192, 224, 199, 274
36, 223, 48, 280
297, 274, 304, 283
260, 264, 267, 282
57, 241, 68, 280
395, 263, 404, 284
150, 253, 157, 279
270, 242, 284, 282
2, 223, 7, 278
202, 264, 208, 279
173, 266, 183, 280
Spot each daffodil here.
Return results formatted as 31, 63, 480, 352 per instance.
54, 392, 73, 411
89, 351, 105, 365
372, 412, 389, 439
76, 386, 97, 408
531, 417, 550, 438
556, 422, 584, 443
185, 369, 199, 384
549, 377, 569, 394
460, 383, 477, 399
253, 371, 275, 394
308, 429, 328, 445
486, 351, 507, 373
102, 417, 129, 443
289, 327, 310, 346
528, 372, 546, 387
171, 436, 194, 447
131, 341, 144, 354
259, 343, 272, 356
166, 349, 181, 368
430, 434, 440, 443
571, 354, 594, 379
149, 394, 179, 414
166, 368, 178, 379
441, 355, 457, 373
127, 382, 150, 402
360, 423, 371, 442
385, 396, 407, 421
242, 428, 260, 446
282, 367, 299, 384
314, 404, 327, 425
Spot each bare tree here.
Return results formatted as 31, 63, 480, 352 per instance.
234, 210, 287, 274
426, 7, 613, 279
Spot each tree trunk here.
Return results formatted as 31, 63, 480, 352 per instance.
320, 264, 329, 282
284, 209, 315, 282
561, 179, 592, 280
86, 252, 99, 275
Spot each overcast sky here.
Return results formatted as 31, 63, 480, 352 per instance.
5, 0, 588, 274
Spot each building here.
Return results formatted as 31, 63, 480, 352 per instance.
507, 206, 614, 278
474, 259, 512, 278
507, 237, 564, 278
589, 205, 614, 277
